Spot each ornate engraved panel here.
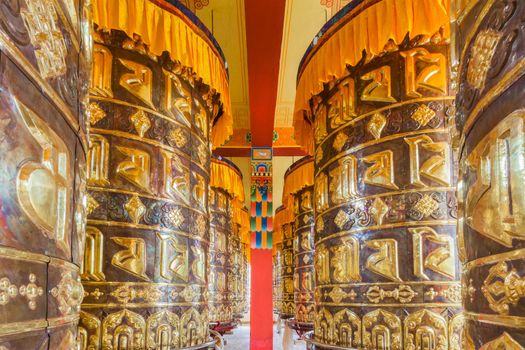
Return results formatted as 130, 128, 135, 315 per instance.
456, 1, 525, 347
0, 0, 89, 345
309, 34, 461, 348
81, 30, 219, 350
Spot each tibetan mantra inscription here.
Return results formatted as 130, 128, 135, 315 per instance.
456, 0, 525, 348
293, 185, 315, 325
309, 40, 462, 348
0, 0, 89, 348
81, 29, 218, 350
209, 185, 234, 324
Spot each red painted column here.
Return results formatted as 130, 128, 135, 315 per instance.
250, 248, 273, 349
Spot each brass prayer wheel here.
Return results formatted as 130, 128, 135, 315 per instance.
282, 156, 315, 326
239, 207, 250, 316
0, 0, 89, 347
456, 0, 525, 347
240, 241, 249, 315
294, 1, 462, 348
209, 184, 233, 324
80, 15, 228, 348
293, 184, 315, 325
281, 218, 295, 319
209, 157, 245, 325
230, 223, 243, 319
274, 241, 284, 316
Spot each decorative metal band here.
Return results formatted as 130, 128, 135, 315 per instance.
80, 30, 216, 350
308, 36, 462, 348
293, 186, 315, 324
456, 0, 525, 347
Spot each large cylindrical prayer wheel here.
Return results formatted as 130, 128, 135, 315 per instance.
274, 240, 284, 316
209, 185, 233, 324
0, 0, 90, 347
209, 157, 245, 326
294, 1, 461, 348
239, 241, 249, 314
80, 1, 231, 348
293, 184, 315, 325
230, 222, 243, 319
282, 157, 315, 327
240, 207, 250, 315
281, 214, 295, 320
456, 0, 525, 347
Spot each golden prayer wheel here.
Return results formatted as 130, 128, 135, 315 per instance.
240, 207, 250, 315
0, 0, 90, 347
292, 184, 315, 325
80, 0, 231, 348
209, 184, 234, 324
281, 156, 315, 330
274, 241, 284, 316
456, 0, 525, 347
209, 157, 245, 326
230, 224, 245, 319
293, 1, 462, 348
280, 213, 295, 320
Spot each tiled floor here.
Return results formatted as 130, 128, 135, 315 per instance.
223, 323, 307, 350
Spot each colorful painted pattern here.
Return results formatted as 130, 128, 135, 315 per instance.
250, 148, 273, 249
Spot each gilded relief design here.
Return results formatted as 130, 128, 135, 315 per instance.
21, 0, 68, 79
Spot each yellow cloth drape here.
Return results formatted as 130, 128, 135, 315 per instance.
273, 158, 314, 256
272, 206, 293, 256
210, 160, 245, 203
92, 0, 233, 148
282, 158, 314, 210
294, 0, 451, 153
211, 159, 250, 260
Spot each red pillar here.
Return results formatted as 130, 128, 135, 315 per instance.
250, 248, 273, 349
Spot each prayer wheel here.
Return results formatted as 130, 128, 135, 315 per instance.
456, 0, 525, 347
240, 207, 250, 315
281, 156, 315, 329
209, 184, 233, 325
230, 223, 243, 319
293, 184, 315, 325
294, 1, 462, 348
80, 1, 231, 348
274, 241, 284, 316
280, 213, 295, 320
240, 241, 249, 314
209, 157, 245, 326
0, 0, 90, 348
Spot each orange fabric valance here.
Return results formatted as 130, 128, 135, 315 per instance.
273, 205, 293, 248
92, 0, 233, 148
294, 0, 451, 153
210, 159, 245, 203
282, 158, 314, 209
